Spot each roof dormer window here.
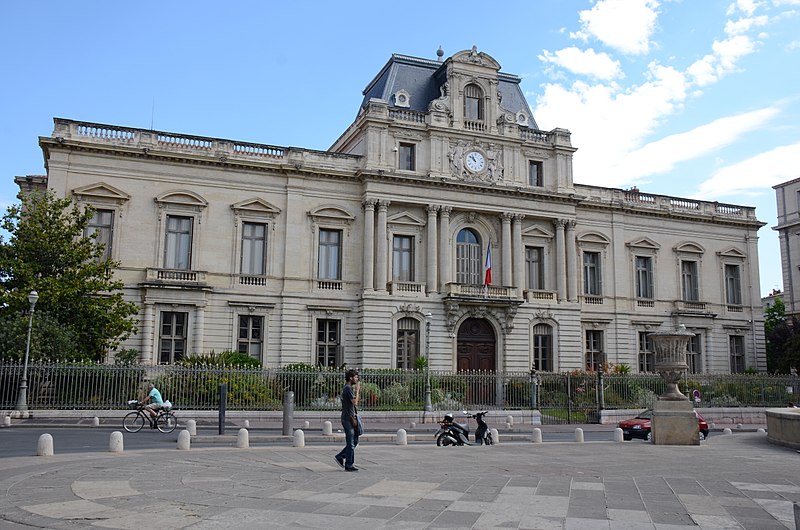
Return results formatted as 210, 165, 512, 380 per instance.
464, 84, 484, 121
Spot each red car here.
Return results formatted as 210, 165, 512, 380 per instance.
618, 409, 709, 441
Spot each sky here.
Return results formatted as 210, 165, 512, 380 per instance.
1, 0, 799, 297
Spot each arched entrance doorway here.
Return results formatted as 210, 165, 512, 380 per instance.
456, 318, 497, 406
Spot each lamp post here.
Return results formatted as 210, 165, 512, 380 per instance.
422, 312, 433, 422
15, 290, 39, 415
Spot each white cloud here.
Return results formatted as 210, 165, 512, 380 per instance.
538, 47, 623, 80
695, 142, 800, 197
725, 14, 769, 34
727, 0, 762, 16
686, 34, 756, 86
570, 0, 660, 55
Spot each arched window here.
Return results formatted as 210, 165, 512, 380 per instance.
464, 84, 484, 121
456, 228, 482, 284
396, 317, 420, 369
533, 323, 552, 371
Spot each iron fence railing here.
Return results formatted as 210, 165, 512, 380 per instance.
1, 362, 798, 412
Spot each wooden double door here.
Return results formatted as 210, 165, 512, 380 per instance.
456, 318, 497, 405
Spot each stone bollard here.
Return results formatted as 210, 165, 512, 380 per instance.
93, 417, 100, 427
322, 420, 332, 435
293, 429, 305, 447
506, 423, 511, 429
490, 428, 499, 444
757, 428, 766, 434
614, 427, 624, 442
710, 422, 716, 429
410, 422, 416, 429
244, 419, 250, 429
3, 416, 10, 428
736, 423, 742, 430
109, 431, 124, 453
37, 433, 54, 456
532, 428, 542, 443
236, 428, 249, 449
186, 419, 197, 436
396, 428, 407, 445
574, 428, 584, 442
303, 420, 310, 429
506, 415, 514, 427
723, 428, 732, 435
177, 430, 191, 450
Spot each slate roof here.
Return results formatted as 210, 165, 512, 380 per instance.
359, 53, 539, 130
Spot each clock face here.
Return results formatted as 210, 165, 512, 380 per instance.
465, 151, 485, 172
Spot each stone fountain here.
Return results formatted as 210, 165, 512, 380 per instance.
648, 324, 699, 445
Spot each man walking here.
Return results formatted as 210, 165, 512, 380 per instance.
335, 369, 360, 472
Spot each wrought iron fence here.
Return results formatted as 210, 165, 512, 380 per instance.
1, 362, 798, 415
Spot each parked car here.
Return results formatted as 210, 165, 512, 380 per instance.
618, 409, 709, 441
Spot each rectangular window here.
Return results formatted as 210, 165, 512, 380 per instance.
85, 209, 114, 261
583, 251, 601, 295
585, 330, 604, 371
533, 323, 552, 371
528, 161, 543, 187
635, 256, 654, 299
638, 332, 655, 372
159, 311, 187, 364
392, 235, 414, 281
241, 222, 267, 275
681, 260, 699, 301
318, 229, 342, 280
399, 143, 415, 171
526, 246, 544, 290
396, 317, 420, 369
729, 335, 745, 373
164, 215, 193, 270
238, 315, 264, 361
687, 333, 702, 373
316, 319, 341, 367
725, 264, 742, 305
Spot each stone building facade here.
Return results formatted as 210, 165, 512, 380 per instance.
17, 48, 766, 373
773, 178, 800, 318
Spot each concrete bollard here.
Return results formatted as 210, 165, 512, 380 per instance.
109, 431, 124, 453
710, 422, 716, 429
506, 422, 511, 429
322, 420, 332, 435
532, 428, 542, 443
757, 428, 766, 434
736, 423, 742, 430
37, 433, 54, 456
506, 415, 514, 427
3, 416, 10, 427
177, 430, 191, 450
92, 416, 100, 427
723, 428, 732, 435
396, 428, 407, 445
243, 419, 250, 429
303, 420, 310, 429
614, 427, 624, 442
293, 429, 305, 447
490, 428, 499, 444
186, 419, 197, 436
236, 428, 249, 449
574, 428, 584, 442
410, 422, 416, 429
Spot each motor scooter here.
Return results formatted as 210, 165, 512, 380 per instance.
472, 410, 494, 445
435, 411, 494, 446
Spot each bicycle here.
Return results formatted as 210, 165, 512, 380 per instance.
123, 400, 177, 433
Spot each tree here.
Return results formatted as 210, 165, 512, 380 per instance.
764, 298, 800, 374
0, 190, 139, 361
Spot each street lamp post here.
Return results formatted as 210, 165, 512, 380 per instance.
422, 312, 433, 422
15, 290, 39, 415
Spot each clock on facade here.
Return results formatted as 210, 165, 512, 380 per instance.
465, 150, 485, 172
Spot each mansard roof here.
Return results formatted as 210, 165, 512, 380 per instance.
359, 51, 538, 129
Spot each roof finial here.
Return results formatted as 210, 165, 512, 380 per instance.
436, 46, 444, 61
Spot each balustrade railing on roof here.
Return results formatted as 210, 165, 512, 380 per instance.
389, 109, 426, 123
520, 128, 552, 142
75, 124, 136, 142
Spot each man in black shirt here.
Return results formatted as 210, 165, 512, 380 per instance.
335, 369, 360, 471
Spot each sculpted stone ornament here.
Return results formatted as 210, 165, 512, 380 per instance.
649, 324, 694, 401
428, 81, 450, 112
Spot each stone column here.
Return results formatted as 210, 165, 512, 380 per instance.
438, 206, 452, 291
426, 205, 438, 295
362, 199, 376, 291
553, 219, 567, 301
194, 306, 205, 355
566, 220, 577, 302
375, 200, 389, 292
513, 214, 525, 292
141, 301, 154, 364
501, 213, 513, 287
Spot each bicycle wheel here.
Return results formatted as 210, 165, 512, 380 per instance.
123, 411, 145, 433
156, 411, 177, 433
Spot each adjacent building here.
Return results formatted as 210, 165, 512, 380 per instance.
774, 178, 800, 318
17, 48, 767, 373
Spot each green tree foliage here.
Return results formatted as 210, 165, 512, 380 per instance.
764, 298, 800, 374
0, 311, 82, 361
0, 190, 139, 361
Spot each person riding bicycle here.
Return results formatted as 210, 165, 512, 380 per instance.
141, 383, 164, 423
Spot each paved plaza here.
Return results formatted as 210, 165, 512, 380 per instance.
0, 432, 797, 529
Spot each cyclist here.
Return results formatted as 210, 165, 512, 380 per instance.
141, 383, 164, 426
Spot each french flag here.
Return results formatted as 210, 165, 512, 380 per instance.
484, 242, 492, 285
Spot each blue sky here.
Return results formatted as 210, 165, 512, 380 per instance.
2, 0, 799, 296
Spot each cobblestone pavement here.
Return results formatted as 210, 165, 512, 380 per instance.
0, 432, 797, 529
